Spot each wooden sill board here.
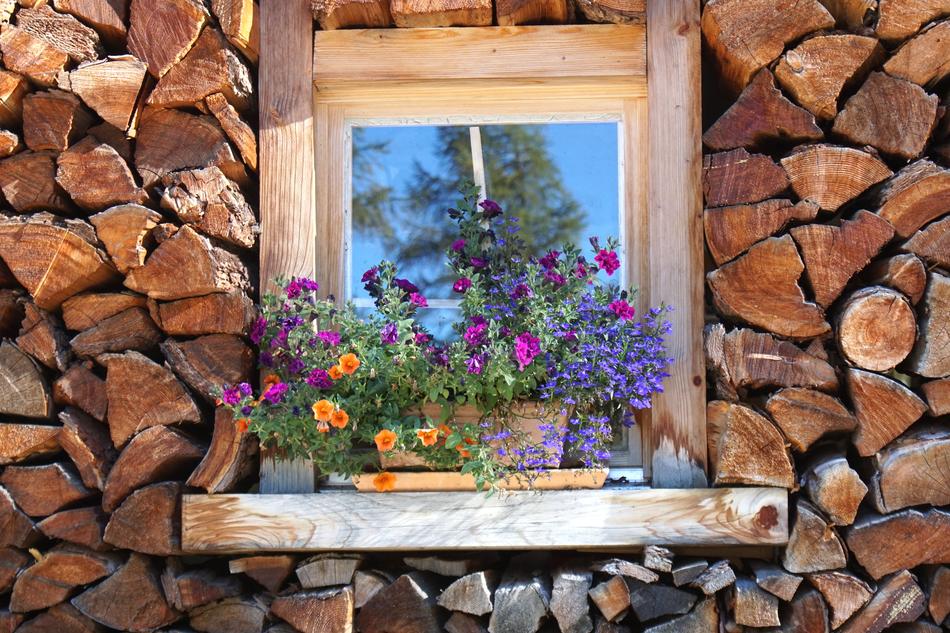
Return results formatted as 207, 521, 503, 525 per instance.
351, 468, 609, 492
182, 487, 788, 553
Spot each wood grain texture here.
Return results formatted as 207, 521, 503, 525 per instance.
647, 0, 707, 488
182, 487, 788, 552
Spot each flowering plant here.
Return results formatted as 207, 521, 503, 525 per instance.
221, 186, 673, 491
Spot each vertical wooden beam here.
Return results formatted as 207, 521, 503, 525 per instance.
258, 0, 317, 493
647, 0, 708, 487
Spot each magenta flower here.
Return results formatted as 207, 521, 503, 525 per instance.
306, 369, 333, 389
543, 270, 566, 287
394, 278, 419, 293
479, 199, 502, 218
609, 299, 636, 320
361, 266, 379, 283
539, 250, 560, 270
595, 249, 621, 276
381, 322, 398, 345
574, 259, 589, 279
409, 292, 428, 308
453, 277, 472, 293
466, 352, 487, 374
316, 330, 340, 346
414, 332, 431, 345
220, 385, 242, 405
510, 283, 532, 300
464, 322, 488, 347
262, 382, 289, 404
249, 317, 267, 344
470, 257, 488, 270
514, 332, 541, 371
451, 239, 466, 252
285, 277, 318, 299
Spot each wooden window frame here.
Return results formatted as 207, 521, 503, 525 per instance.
181, 0, 789, 551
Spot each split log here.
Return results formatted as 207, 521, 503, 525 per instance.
0, 342, 51, 419
838, 570, 925, 633
160, 166, 259, 248
56, 137, 148, 211
187, 408, 257, 493
36, 506, 108, 551
884, 20, 950, 87
162, 561, 242, 612
802, 451, 867, 526
134, 107, 246, 188
100, 425, 204, 512
765, 389, 857, 453
61, 292, 148, 332
626, 580, 697, 622
832, 72, 939, 160
774, 34, 883, 121
58, 407, 114, 490
704, 199, 817, 265
148, 27, 253, 112
0, 26, 69, 86
689, 560, 736, 596
0, 547, 28, 593
871, 160, 950, 238
272, 587, 354, 633
353, 570, 389, 609
705, 325, 838, 398
0, 219, 118, 310
1, 462, 93, 517
0, 289, 21, 339
807, 571, 873, 630
53, 363, 106, 421
903, 216, 950, 269
923, 378, 950, 415
17, 301, 71, 371
703, 70, 824, 151
549, 567, 591, 633
706, 235, 830, 339
702, 149, 789, 208
589, 559, 658, 583
641, 598, 718, 633
846, 508, 950, 580
58, 56, 148, 133
206, 93, 257, 171
229, 555, 295, 593
876, 0, 950, 42
837, 286, 916, 372
748, 561, 801, 602
52, 0, 128, 47
70, 307, 161, 357
731, 577, 780, 628
573, 0, 643, 25
71, 552, 180, 631
0, 70, 28, 128
104, 481, 180, 555
781, 145, 891, 212
864, 254, 927, 304
922, 566, 950, 626
700, 0, 834, 94
162, 334, 253, 402
127, 0, 208, 78
99, 351, 200, 448
0, 423, 59, 465
211, 0, 260, 63
152, 223, 179, 243
847, 368, 927, 456
869, 425, 950, 513
670, 559, 707, 587
706, 401, 795, 489
0, 130, 19, 158
589, 576, 629, 622
906, 273, 950, 377
359, 573, 442, 633
641, 545, 673, 573
124, 225, 250, 300
16, 603, 103, 633
89, 205, 161, 275
446, 612, 488, 633
782, 500, 848, 574
15, 5, 102, 63
88, 122, 131, 160
149, 290, 255, 336
10, 545, 120, 613
495, 0, 571, 25
312, 0, 393, 29
0, 486, 37, 548
22, 90, 92, 152
438, 570, 496, 616
389, 0, 492, 27
297, 554, 362, 589
0, 151, 72, 214
816, 0, 875, 29
189, 597, 268, 633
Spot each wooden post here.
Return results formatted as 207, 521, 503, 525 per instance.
647, 0, 708, 487
258, 0, 317, 493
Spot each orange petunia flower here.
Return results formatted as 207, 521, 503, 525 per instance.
263, 374, 281, 387
328, 365, 344, 380
312, 399, 335, 421
317, 420, 330, 433
374, 429, 397, 452
330, 408, 349, 429
373, 471, 396, 492
339, 353, 360, 375
416, 428, 439, 447
437, 424, 452, 436
236, 418, 249, 433
456, 444, 471, 458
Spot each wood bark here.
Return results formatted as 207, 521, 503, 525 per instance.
807, 571, 873, 629
0, 462, 93, 517
590, 559, 658, 583
706, 401, 795, 489
846, 509, 950, 580
52, 0, 128, 47
782, 500, 848, 574
22, 89, 92, 152
780, 145, 891, 212
846, 368, 927, 456
160, 166, 258, 248
836, 286, 916, 372
312, 0, 392, 28
626, 580, 696, 623
869, 424, 950, 513
0, 151, 72, 214
704, 199, 817, 265
0, 423, 60, 465
389, 0, 492, 27
702, 149, 789, 208
149, 290, 255, 336
58, 55, 147, 133
689, 560, 735, 596
801, 451, 868, 526
57, 407, 115, 491
871, 160, 950, 238
903, 216, 950, 269
127, 0, 208, 79
838, 570, 925, 633
864, 254, 927, 304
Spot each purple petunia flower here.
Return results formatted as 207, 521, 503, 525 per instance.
381, 322, 399, 344
543, 270, 566, 287
609, 299, 636, 320
220, 385, 242, 406
514, 332, 541, 371
361, 267, 379, 283
306, 368, 333, 389
249, 317, 267, 344
539, 250, 560, 270
453, 277, 472, 293
466, 352, 487, 374
285, 277, 318, 299
574, 259, 589, 279
286, 357, 306, 374
510, 283, 532, 300
262, 382, 289, 404
470, 257, 488, 270
316, 330, 341, 346
479, 199, 502, 218
463, 322, 488, 347
259, 351, 274, 367
409, 292, 428, 308
451, 239, 466, 252
238, 382, 253, 396
595, 249, 621, 276
429, 346, 450, 367
414, 332, 431, 345
394, 278, 419, 293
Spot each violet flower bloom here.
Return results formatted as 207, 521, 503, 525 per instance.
381, 322, 399, 344
306, 369, 333, 389
409, 292, 428, 308
514, 332, 541, 371
220, 385, 242, 405
285, 277, 318, 299
238, 382, 253, 396
316, 330, 341, 346
414, 332, 431, 345
543, 270, 566, 287
595, 249, 621, 276
479, 199, 503, 218
451, 239, 466, 252
466, 352, 487, 374
510, 283, 532, 300
609, 299, 636, 320
470, 257, 488, 270
361, 266, 379, 283
463, 322, 488, 347
539, 250, 560, 270
262, 382, 289, 404
453, 277, 472, 293
394, 278, 419, 293
249, 317, 267, 344
286, 357, 306, 374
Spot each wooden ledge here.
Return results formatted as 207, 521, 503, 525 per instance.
182, 487, 788, 553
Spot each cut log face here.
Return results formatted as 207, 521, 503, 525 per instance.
0, 220, 118, 311
446, 612, 488, 633
549, 567, 592, 633
228, 555, 296, 593
312, 0, 393, 30
0, 547, 29, 594
70, 307, 162, 357
52, 0, 129, 47
495, 0, 572, 25
297, 554, 363, 589
781, 145, 892, 212
210, 0, 260, 63
99, 351, 201, 449
16, 602, 103, 633
187, 408, 258, 494
17, 301, 72, 372
15, 5, 102, 64
89, 205, 162, 275
732, 577, 780, 628
774, 34, 883, 121
847, 368, 928, 456
390, 0, 492, 27
642, 545, 673, 573
36, 506, 109, 551
0, 486, 38, 548
62, 292, 148, 332
704, 199, 817, 265
791, 211, 896, 308
838, 570, 925, 633
589, 576, 629, 622
0, 130, 20, 158
627, 580, 697, 623
570, 0, 644, 25
748, 561, 801, 602
832, 72, 939, 160
0, 341, 51, 419
884, 20, 950, 87
437, 570, 496, 616
837, 286, 916, 372
846, 508, 950, 580
0, 25, 70, 87
871, 160, 950, 238
0, 424, 60, 465
206, 93, 257, 171
869, 424, 950, 513
590, 559, 658, 584
150, 290, 255, 336
58, 55, 148, 132
700, 0, 834, 94
706, 401, 795, 489
702, 149, 790, 208
124, 225, 250, 300
876, 0, 950, 42
641, 598, 717, 633
807, 571, 873, 629
0, 463, 94, 517
127, 0, 208, 78
188, 596, 268, 633
23, 89, 93, 152
56, 137, 149, 211
360, 573, 441, 633
707, 235, 831, 339
903, 216, 950, 269
0, 151, 72, 214
10, 544, 121, 613
162, 334, 253, 402
70, 552, 181, 631
0, 70, 28, 128
272, 587, 355, 633
58, 407, 116, 491
689, 560, 736, 596
162, 562, 243, 612
88, 121, 131, 160
923, 566, 950, 625
864, 254, 927, 304
53, 363, 106, 421
104, 481, 181, 555
353, 570, 389, 609
802, 452, 868, 526
922, 378, 950, 415
782, 500, 848, 574
703, 70, 824, 151
160, 166, 259, 248
765, 390, 857, 453
147, 27, 253, 112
